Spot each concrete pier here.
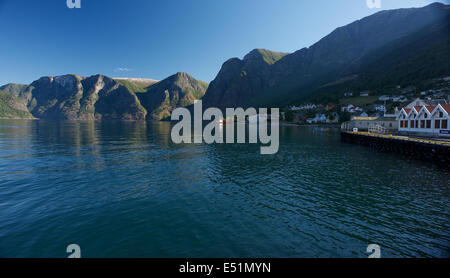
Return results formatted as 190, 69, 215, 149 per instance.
341, 131, 450, 165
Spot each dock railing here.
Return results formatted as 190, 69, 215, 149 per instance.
368, 124, 386, 134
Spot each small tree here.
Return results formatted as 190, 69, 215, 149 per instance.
339, 112, 351, 123
285, 110, 294, 122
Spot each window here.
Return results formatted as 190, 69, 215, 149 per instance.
411, 120, 415, 128
420, 120, 425, 128
416, 120, 419, 128
443, 120, 448, 129
439, 111, 443, 118
404, 121, 408, 128
424, 114, 428, 119
400, 121, 404, 128
426, 120, 431, 129
435, 120, 441, 129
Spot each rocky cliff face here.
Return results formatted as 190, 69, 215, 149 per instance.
0, 73, 207, 120
202, 2, 450, 109
138, 72, 208, 120
201, 49, 287, 111
22, 74, 147, 120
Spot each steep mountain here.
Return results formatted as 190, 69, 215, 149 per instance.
0, 90, 34, 119
21, 74, 147, 120
0, 73, 207, 121
0, 75, 148, 120
202, 2, 450, 109
201, 49, 288, 110
137, 72, 208, 120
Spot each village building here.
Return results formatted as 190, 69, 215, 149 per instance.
392, 95, 407, 102
289, 104, 317, 111
341, 104, 355, 113
378, 95, 391, 101
341, 116, 397, 133
353, 112, 369, 118
341, 104, 363, 113
325, 104, 336, 111
360, 91, 370, 97
397, 103, 450, 137
307, 114, 327, 124
374, 104, 386, 112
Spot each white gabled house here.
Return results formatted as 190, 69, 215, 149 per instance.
397, 104, 450, 137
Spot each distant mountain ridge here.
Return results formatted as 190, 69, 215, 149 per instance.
0, 73, 207, 120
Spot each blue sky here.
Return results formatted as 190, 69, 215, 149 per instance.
0, 0, 443, 85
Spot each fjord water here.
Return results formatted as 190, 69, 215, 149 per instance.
0, 120, 448, 258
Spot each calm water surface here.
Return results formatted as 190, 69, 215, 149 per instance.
0, 120, 448, 258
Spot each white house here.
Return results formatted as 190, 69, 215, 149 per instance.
341, 104, 355, 112
392, 96, 407, 102
374, 105, 386, 112
356, 112, 369, 117
397, 103, 450, 137
378, 95, 391, 101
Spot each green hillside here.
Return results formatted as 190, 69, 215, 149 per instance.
202, 3, 450, 110
114, 79, 158, 94
0, 90, 34, 119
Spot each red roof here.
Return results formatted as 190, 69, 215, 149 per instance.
413, 106, 422, 113
403, 108, 412, 115
441, 104, 450, 114
425, 106, 436, 113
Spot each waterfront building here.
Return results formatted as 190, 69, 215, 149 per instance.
341, 116, 397, 132
397, 103, 450, 137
